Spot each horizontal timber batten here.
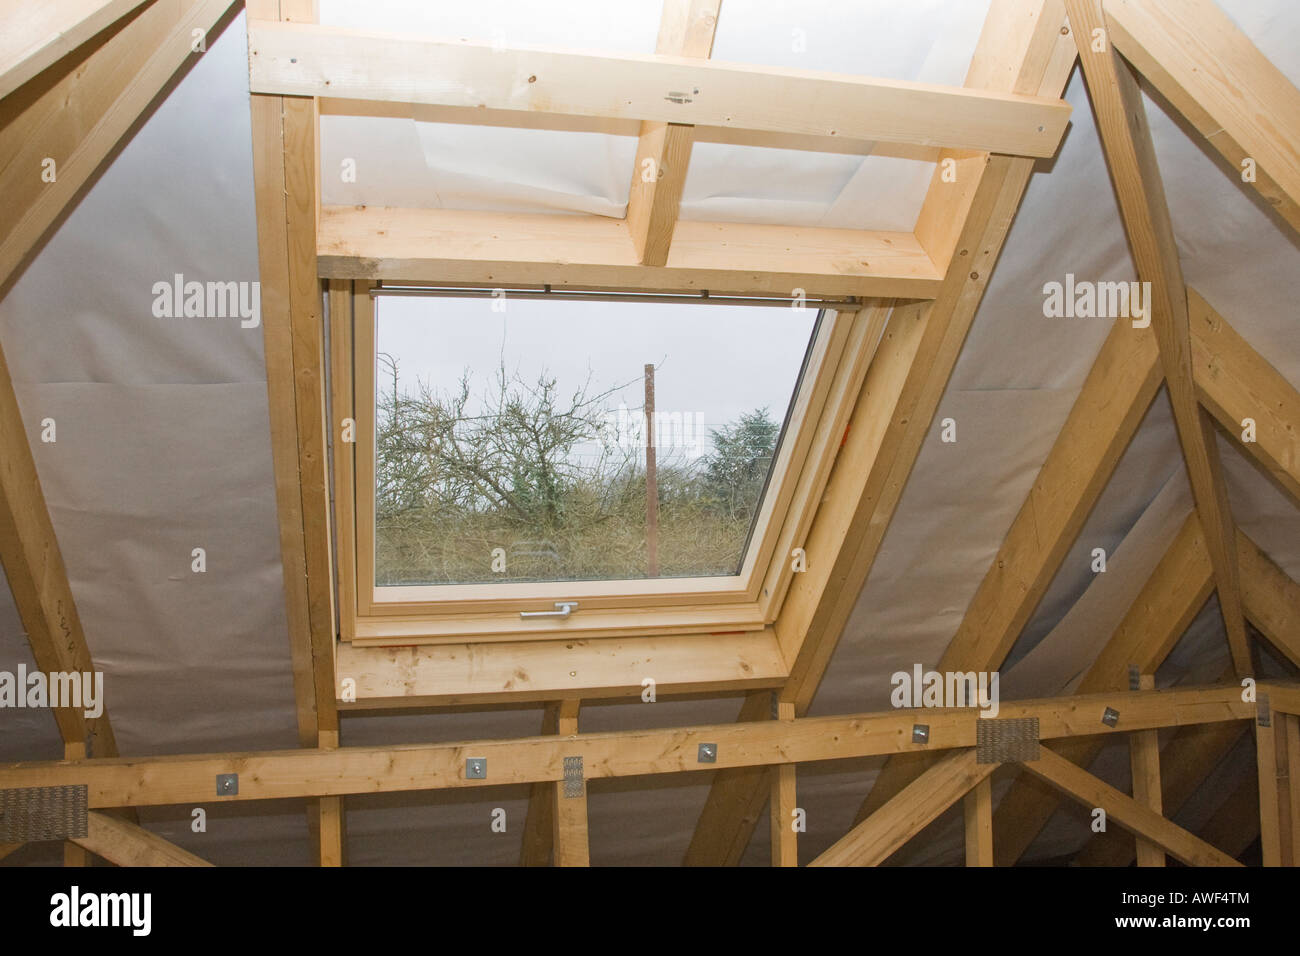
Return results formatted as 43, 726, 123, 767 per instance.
318, 205, 942, 299
337, 630, 788, 708
249, 21, 1071, 157
0, 684, 1263, 808
318, 98, 948, 159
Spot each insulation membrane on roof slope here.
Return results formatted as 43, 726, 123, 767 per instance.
1, 1, 1298, 866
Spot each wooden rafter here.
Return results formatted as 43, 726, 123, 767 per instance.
247, 0, 340, 867
0, 683, 1260, 809
1239, 532, 1300, 661
0, 340, 120, 754
999, 519, 1300, 865
1077, 716, 1247, 866
626, 0, 720, 266
1190, 288, 1300, 506
993, 510, 1213, 863
0, 0, 153, 101
810, 750, 994, 867
682, 689, 773, 865
1, 0, 1292, 872
1066, 0, 1251, 675
71, 811, 213, 867
684, 0, 1078, 866
0, 0, 236, 295
1020, 747, 1242, 866
0, 221, 154, 851
1103, 0, 1300, 235
857, 318, 1162, 826
1085, 527, 1300, 871
1073, 518, 1300, 868
248, 21, 1071, 158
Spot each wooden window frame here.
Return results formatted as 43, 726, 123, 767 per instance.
332, 282, 880, 646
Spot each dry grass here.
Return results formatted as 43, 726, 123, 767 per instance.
376, 487, 756, 585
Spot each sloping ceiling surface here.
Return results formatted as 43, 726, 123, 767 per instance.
1, 0, 1298, 866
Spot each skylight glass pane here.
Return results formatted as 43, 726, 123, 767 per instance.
372, 296, 819, 586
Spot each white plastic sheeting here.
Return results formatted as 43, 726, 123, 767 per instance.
2, 0, 1298, 866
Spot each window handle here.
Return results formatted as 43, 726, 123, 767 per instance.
519, 601, 579, 620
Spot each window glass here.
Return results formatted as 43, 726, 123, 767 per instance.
373, 295, 819, 586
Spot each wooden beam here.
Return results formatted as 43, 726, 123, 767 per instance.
1020, 747, 1242, 866
318, 794, 344, 866
682, 690, 772, 866
519, 703, 560, 866
1265, 682, 1300, 718
552, 700, 589, 867
857, 316, 1162, 826
914, 0, 1079, 272
1286, 713, 1300, 865
337, 630, 786, 710
684, 0, 1078, 865
63, 741, 89, 866
0, 684, 1254, 809
317, 205, 941, 300
993, 510, 1214, 863
1256, 703, 1283, 866
1077, 717, 1247, 866
626, 0, 719, 266
938, 321, 1162, 676
770, 699, 798, 867
0, 0, 236, 295
248, 0, 339, 866
810, 750, 994, 867
1238, 532, 1300, 666
248, 0, 337, 745
0, 0, 153, 101
0, 318, 120, 756
1190, 288, 1300, 507
285, 89, 337, 735
1067, 0, 1252, 675
248, 21, 1071, 158
320, 98, 944, 158
1103, 0, 1300, 235
71, 811, 213, 867
1130, 673, 1165, 866
780, 0, 1077, 723
963, 776, 993, 867
249, 60, 314, 748
317, 728, 344, 866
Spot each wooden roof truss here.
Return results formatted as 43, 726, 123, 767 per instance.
0, 0, 1297, 867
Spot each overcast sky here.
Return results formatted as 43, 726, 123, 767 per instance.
375, 295, 818, 459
